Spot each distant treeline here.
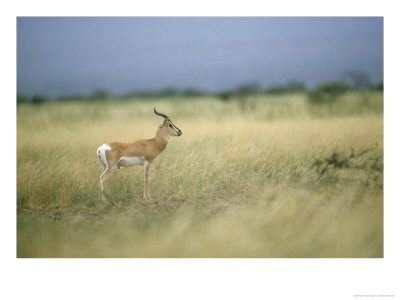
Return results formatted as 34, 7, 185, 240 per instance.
17, 71, 383, 105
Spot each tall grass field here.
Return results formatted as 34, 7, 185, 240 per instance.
17, 92, 383, 257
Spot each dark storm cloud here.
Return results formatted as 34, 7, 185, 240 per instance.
17, 17, 383, 97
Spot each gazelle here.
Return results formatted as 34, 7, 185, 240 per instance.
97, 107, 182, 201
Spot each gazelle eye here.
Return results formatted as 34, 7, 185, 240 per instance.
169, 124, 173, 128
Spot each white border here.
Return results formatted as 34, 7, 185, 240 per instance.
3, 1, 399, 299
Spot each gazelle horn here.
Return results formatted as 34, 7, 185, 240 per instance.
154, 107, 169, 119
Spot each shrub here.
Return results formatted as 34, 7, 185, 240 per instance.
235, 82, 261, 99
182, 88, 205, 98
57, 94, 86, 102
370, 82, 383, 91
216, 90, 234, 101
158, 87, 180, 98
17, 95, 30, 104
234, 82, 261, 111
89, 89, 110, 101
31, 95, 49, 105
308, 81, 351, 104
343, 71, 371, 91
265, 81, 307, 95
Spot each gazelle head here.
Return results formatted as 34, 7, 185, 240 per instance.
154, 107, 182, 137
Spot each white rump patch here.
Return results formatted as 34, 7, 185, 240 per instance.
97, 144, 111, 154
118, 156, 145, 168
97, 144, 111, 169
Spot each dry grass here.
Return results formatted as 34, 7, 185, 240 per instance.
17, 93, 383, 257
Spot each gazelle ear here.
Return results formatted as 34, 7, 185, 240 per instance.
162, 118, 168, 126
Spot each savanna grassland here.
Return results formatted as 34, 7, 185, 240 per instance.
17, 92, 383, 257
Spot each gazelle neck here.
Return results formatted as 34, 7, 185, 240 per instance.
154, 127, 169, 148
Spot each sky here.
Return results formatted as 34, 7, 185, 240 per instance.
17, 17, 383, 98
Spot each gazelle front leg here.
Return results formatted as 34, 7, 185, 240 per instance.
143, 160, 152, 200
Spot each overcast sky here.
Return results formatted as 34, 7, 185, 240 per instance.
17, 17, 383, 98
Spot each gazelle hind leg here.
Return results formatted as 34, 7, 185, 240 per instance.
97, 146, 109, 193
100, 164, 115, 202
100, 166, 107, 191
